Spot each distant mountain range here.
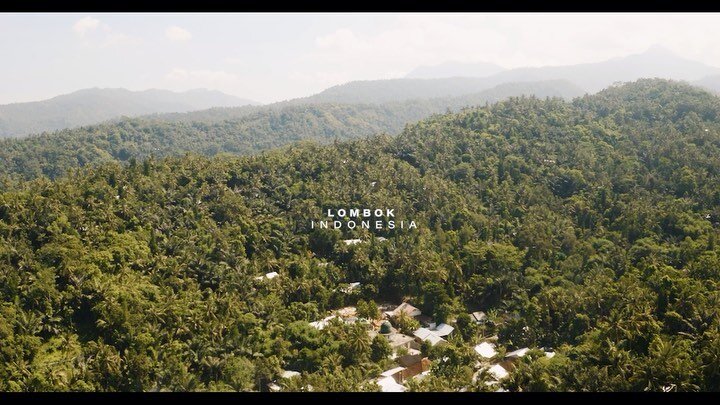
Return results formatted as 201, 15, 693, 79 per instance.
0, 88, 259, 138
3, 46, 720, 139
483, 46, 720, 93
405, 61, 505, 79
307, 46, 720, 104
0, 79, 587, 182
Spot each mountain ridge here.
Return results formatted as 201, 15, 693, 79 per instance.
0, 87, 259, 138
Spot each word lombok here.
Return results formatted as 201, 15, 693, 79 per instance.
311, 208, 417, 230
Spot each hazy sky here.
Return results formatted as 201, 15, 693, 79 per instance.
1, 13, 720, 104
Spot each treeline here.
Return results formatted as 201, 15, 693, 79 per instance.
0, 80, 583, 185
1, 79, 720, 391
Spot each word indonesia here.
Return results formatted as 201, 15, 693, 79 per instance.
311, 208, 417, 230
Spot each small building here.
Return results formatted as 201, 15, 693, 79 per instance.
387, 333, 418, 351
413, 327, 447, 347
471, 311, 487, 324
474, 342, 498, 359
388, 302, 422, 318
343, 239, 363, 246
397, 354, 431, 379
429, 323, 454, 337
380, 366, 407, 384
487, 364, 510, 380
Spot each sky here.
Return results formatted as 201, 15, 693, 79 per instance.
1, 13, 720, 105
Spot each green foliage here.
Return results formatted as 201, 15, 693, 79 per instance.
1, 79, 720, 391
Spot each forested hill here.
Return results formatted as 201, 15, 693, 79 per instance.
2, 79, 720, 391
0, 88, 258, 139
0, 80, 584, 184
297, 78, 583, 105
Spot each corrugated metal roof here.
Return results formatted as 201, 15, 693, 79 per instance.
474, 342, 498, 358
432, 323, 454, 337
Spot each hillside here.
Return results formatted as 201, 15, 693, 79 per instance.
0, 88, 259, 138
0, 80, 584, 183
1, 79, 720, 391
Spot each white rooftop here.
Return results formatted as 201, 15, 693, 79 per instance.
413, 328, 446, 346
505, 347, 530, 358
343, 239, 363, 246
377, 376, 406, 392
281, 370, 301, 379
487, 364, 509, 380
255, 271, 279, 280
474, 342, 498, 358
309, 315, 337, 330
431, 323, 454, 337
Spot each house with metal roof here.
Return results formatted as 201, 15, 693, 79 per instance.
474, 342, 498, 359
412, 327, 447, 346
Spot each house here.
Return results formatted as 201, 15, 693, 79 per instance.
386, 333, 418, 351
377, 376, 406, 392
428, 323, 454, 337
413, 328, 447, 347
474, 342, 498, 359
471, 311, 487, 324
387, 302, 422, 318
486, 364, 510, 380
397, 354, 431, 379
343, 239, 363, 246
380, 366, 407, 384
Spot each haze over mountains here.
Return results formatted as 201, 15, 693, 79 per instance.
312, 47, 720, 104
3, 46, 720, 139
404, 61, 506, 79
0, 88, 259, 138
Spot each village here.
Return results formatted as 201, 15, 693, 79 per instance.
256, 271, 555, 393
